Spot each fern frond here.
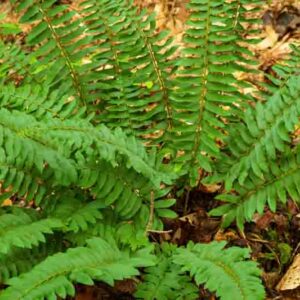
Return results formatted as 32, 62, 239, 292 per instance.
16, 0, 91, 105
0, 237, 63, 283
261, 44, 300, 96
135, 243, 198, 300
210, 147, 300, 229
173, 241, 265, 300
49, 196, 104, 233
0, 41, 39, 85
0, 108, 171, 202
65, 211, 150, 251
0, 237, 155, 300
0, 209, 63, 254
0, 109, 78, 199
0, 83, 84, 120
216, 75, 300, 190
168, 0, 254, 185
81, 0, 176, 140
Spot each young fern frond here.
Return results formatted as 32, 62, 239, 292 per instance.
173, 241, 265, 300
0, 238, 155, 300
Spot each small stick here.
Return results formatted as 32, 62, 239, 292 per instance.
145, 190, 155, 235
147, 229, 173, 234
183, 187, 191, 215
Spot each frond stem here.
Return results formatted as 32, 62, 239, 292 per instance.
189, 1, 211, 176
38, 3, 86, 106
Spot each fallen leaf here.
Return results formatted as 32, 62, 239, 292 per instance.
200, 183, 221, 193
276, 255, 300, 291
257, 25, 279, 50
254, 210, 274, 229
179, 212, 200, 226
1, 198, 12, 206
214, 229, 239, 242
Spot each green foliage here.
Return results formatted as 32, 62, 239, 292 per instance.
80, 0, 176, 138
210, 146, 300, 229
135, 241, 265, 300
167, 0, 260, 184
173, 241, 265, 300
219, 75, 300, 189
5, 0, 300, 298
0, 237, 155, 300
135, 243, 199, 300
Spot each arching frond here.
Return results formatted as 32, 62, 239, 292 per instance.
173, 241, 265, 300
0, 237, 155, 300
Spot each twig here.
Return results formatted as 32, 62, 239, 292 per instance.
147, 229, 173, 234
183, 187, 190, 215
145, 190, 155, 235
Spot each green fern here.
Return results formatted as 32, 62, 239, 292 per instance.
0, 208, 63, 254
261, 44, 300, 96
0, 238, 64, 284
215, 75, 300, 189
80, 0, 177, 141
0, 82, 84, 120
135, 243, 198, 300
210, 146, 300, 229
166, 0, 257, 185
0, 237, 155, 300
15, 0, 91, 106
173, 241, 265, 300
0, 0, 281, 298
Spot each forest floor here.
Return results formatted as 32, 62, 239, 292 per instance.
0, 0, 300, 299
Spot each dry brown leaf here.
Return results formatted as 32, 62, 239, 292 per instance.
257, 25, 279, 50
171, 227, 182, 243
214, 229, 239, 242
199, 183, 221, 194
1, 198, 12, 207
276, 255, 300, 291
179, 212, 200, 226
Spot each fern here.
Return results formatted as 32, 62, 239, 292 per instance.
0, 82, 84, 120
0, 237, 155, 300
0, 0, 278, 298
210, 146, 300, 229
0, 238, 64, 284
215, 75, 300, 189
0, 42, 37, 85
135, 243, 198, 300
15, 0, 176, 142
81, 0, 176, 138
173, 241, 265, 300
166, 0, 257, 185
261, 44, 300, 96
15, 0, 91, 106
